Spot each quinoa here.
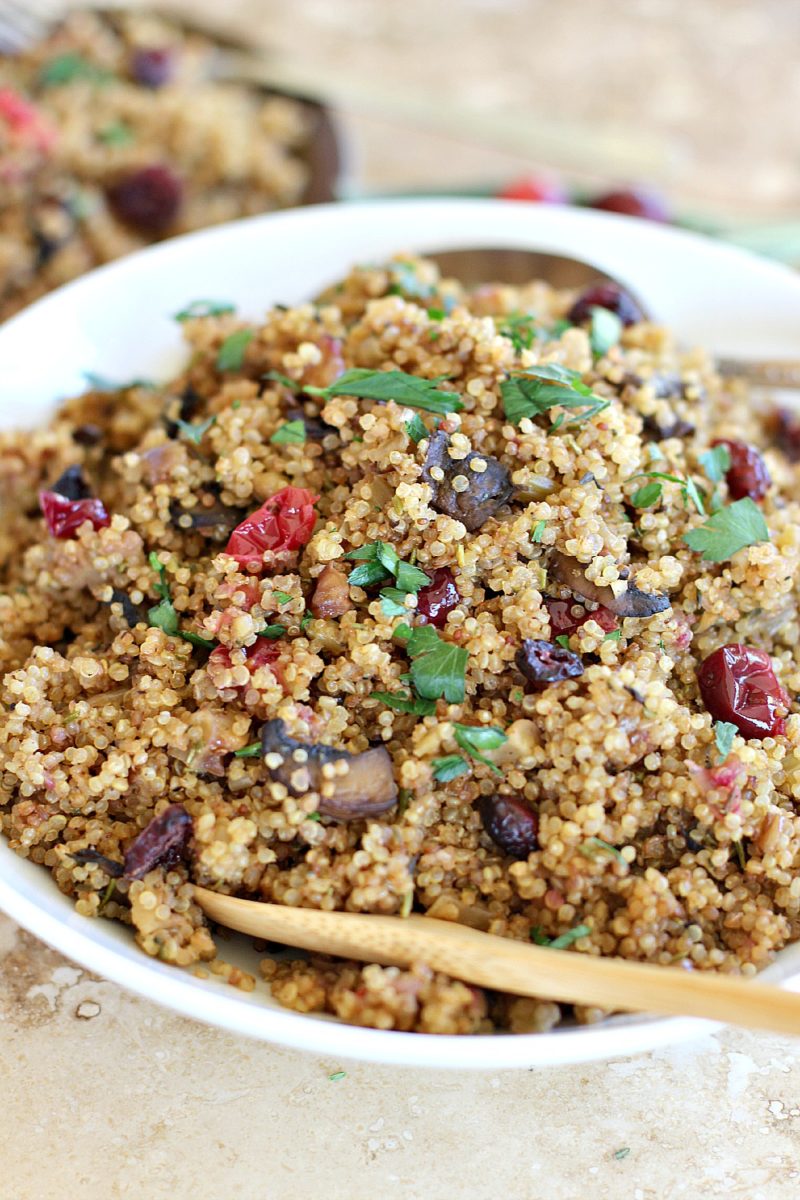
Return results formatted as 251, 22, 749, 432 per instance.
2, 254, 800, 1036
0, 10, 320, 321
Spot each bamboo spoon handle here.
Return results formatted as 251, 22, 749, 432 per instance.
194, 888, 800, 1037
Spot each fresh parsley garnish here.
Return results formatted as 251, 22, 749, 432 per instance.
629, 471, 705, 515
372, 690, 436, 716
589, 307, 623, 357
346, 541, 430, 595
388, 260, 434, 300
683, 497, 769, 562
497, 312, 537, 354
97, 121, 133, 146
174, 300, 236, 322
379, 588, 409, 618
604, 628, 622, 642
234, 742, 262, 758
614, 1148, 631, 1161
394, 623, 468, 703
405, 413, 429, 444
531, 519, 546, 543
270, 419, 306, 445
175, 415, 216, 445
699, 443, 731, 484
217, 329, 254, 372
40, 53, 113, 87
305, 368, 463, 416
530, 923, 590, 949
262, 370, 301, 392
555, 634, 570, 649
453, 723, 507, 776
328, 1071, 347, 1082
431, 755, 471, 783
427, 307, 446, 321
714, 719, 738, 763
579, 837, 625, 864
273, 591, 293, 605
147, 552, 214, 650
501, 364, 609, 429
300, 613, 314, 630
257, 624, 286, 640
84, 371, 153, 392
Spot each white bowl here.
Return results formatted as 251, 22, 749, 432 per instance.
2, 199, 800, 1069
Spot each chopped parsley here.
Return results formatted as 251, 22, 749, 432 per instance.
174, 300, 236, 322
273, 591, 293, 605
427, 307, 446, 321
379, 587, 409, 618
453, 723, 507, 776
579, 837, 625, 864
629, 470, 705, 515
257, 624, 286, 640
714, 719, 738, 763
372, 690, 436, 716
431, 755, 471, 783
305, 368, 463, 416
270, 419, 306, 445
84, 371, 153, 392
497, 312, 537, 354
262, 370, 301, 392
97, 121, 133, 146
501, 364, 609, 429
234, 742, 262, 758
175, 415, 216, 445
394, 623, 468, 703
40, 53, 113, 87
613, 1148, 631, 1161
555, 634, 570, 649
405, 413, 429, 444
683, 497, 769, 562
147, 552, 214, 650
531, 519, 547, 543
589, 307, 623, 357
300, 613, 314, 631
328, 1070, 347, 1082
216, 329, 254, 372
346, 541, 430, 595
530, 923, 590, 949
699, 443, 731, 484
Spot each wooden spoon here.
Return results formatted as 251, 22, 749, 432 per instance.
194, 888, 800, 1036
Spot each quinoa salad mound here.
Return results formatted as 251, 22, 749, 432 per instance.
3, 255, 800, 1037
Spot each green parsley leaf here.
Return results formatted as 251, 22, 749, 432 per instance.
216, 329, 254, 372
148, 596, 179, 637
613, 1148, 631, 1161
631, 480, 663, 508
347, 540, 430, 595
174, 415, 216, 445
305, 368, 463, 415
431, 755, 470, 782
555, 634, 570, 649
548, 924, 591, 950
531, 519, 546, 543
328, 1071, 347, 1082
372, 690, 436, 716
273, 591, 293, 605
174, 300, 236, 322
180, 631, 216, 651
149, 551, 170, 599
579, 837, 625, 864
395, 560, 430, 593
548, 318, 573, 339
501, 365, 608, 428
699, 444, 731, 484
40, 53, 113, 87
349, 560, 392, 590
453, 723, 507, 775
395, 624, 468, 703
97, 121, 133, 146
262, 370, 301, 392
300, 613, 314, 630
84, 371, 153, 392
270, 419, 306, 445
379, 588, 409, 618
714, 719, 738, 763
604, 628, 622, 642
497, 312, 537, 354
427, 307, 445, 321
683, 497, 769, 562
405, 413, 429, 444
234, 742, 262, 758
589, 307, 623, 357
257, 624, 286, 640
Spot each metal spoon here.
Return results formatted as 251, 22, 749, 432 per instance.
428, 247, 800, 389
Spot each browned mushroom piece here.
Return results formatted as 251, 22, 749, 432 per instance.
421, 430, 514, 531
310, 563, 353, 618
260, 719, 397, 820
169, 492, 246, 540
549, 551, 670, 619
622, 373, 697, 442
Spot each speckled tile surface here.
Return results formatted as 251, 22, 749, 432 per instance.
5, 2, 800, 1195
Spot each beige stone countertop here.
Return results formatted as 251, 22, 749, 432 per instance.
3, 912, 800, 1199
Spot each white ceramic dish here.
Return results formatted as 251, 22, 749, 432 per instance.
2, 199, 800, 1069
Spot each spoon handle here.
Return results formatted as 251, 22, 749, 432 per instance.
195, 889, 800, 1036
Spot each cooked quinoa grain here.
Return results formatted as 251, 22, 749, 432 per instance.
2, 254, 800, 1034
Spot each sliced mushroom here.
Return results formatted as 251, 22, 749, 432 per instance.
169, 488, 246, 540
50, 465, 90, 500
622, 373, 697, 442
422, 430, 513, 531
69, 848, 124, 877
260, 718, 397, 820
310, 563, 353, 618
550, 551, 670, 619
107, 588, 146, 627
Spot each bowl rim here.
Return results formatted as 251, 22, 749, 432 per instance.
3, 196, 800, 1069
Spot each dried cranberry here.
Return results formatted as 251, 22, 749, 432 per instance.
209, 638, 280, 678
588, 187, 669, 222
226, 486, 318, 569
545, 597, 616, 638
497, 174, 567, 203
516, 638, 583, 688
771, 408, 800, 463
697, 644, 789, 740
711, 438, 770, 502
479, 795, 539, 858
567, 283, 644, 328
107, 165, 183, 234
123, 804, 193, 879
131, 47, 174, 88
417, 567, 460, 628
39, 491, 110, 538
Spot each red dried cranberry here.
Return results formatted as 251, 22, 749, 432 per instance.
107, 165, 183, 234
39, 490, 110, 538
516, 638, 583, 688
588, 187, 669, 223
697, 644, 789, 740
545, 598, 616, 638
567, 283, 644, 328
711, 438, 770, 502
209, 638, 280, 677
479, 795, 539, 858
771, 408, 800, 463
416, 567, 460, 628
131, 47, 174, 88
497, 174, 567, 203
123, 804, 193, 879
225, 486, 319, 569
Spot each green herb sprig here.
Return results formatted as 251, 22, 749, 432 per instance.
270, 419, 306, 446
372, 690, 436, 716
629, 471, 705, 515
683, 497, 769, 562
305, 368, 463, 415
394, 623, 468, 703
501, 364, 609, 430
714, 719, 738, 762
217, 329, 254, 372
147, 552, 215, 650
346, 541, 430, 595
